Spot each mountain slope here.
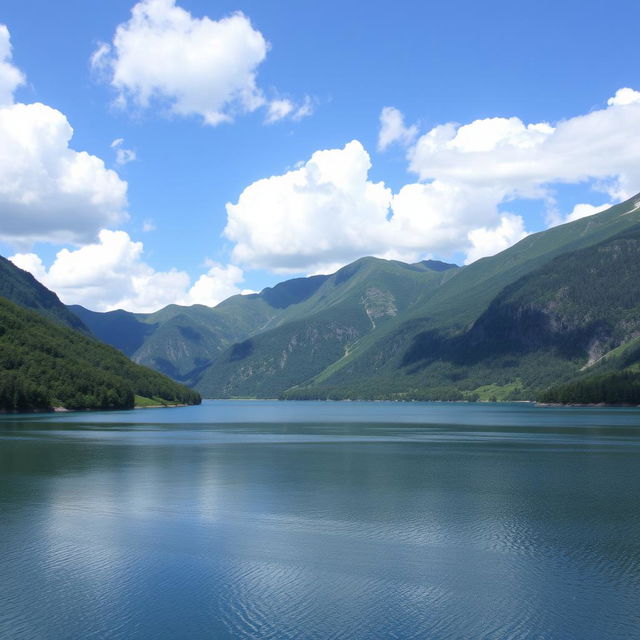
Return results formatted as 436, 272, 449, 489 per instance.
71, 275, 344, 380
297, 193, 640, 397
65, 193, 640, 401
71, 303, 244, 381
195, 258, 458, 397
0, 256, 89, 334
75, 257, 458, 389
0, 296, 201, 411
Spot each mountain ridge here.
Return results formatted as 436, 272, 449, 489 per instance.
58, 193, 640, 402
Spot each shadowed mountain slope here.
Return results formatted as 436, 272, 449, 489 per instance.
0, 256, 89, 334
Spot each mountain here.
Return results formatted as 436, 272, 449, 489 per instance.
298, 197, 640, 399
70, 276, 339, 381
0, 254, 201, 411
71, 304, 238, 381
0, 256, 89, 334
73, 258, 459, 391
0, 296, 200, 412
272, 194, 640, 399
195, 257, 457, 397
68, 193, 640, 401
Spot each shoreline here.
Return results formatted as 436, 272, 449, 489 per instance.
4, 399, 640, 415
0, 402, 196, 415
536, 401, 640, 408
134, 403, 190, 409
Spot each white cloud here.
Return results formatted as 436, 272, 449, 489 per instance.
111, 137, 136, 165
265, 95, 314, 124
224, 140, 527, 272
142, 219, 156, 232
409, 90, 640, 202
465, 214, 528, 264
0, 25, 24, 106
10, 230, 245, 312
378, 106, 418, 151
93, 0, 298, 126
564, 202, 611, 224
265, 98, 294, 123
0, 102, 128, 245
225, 141, 394, 272
607, 87, 640, 107
225, 89, 640, 273
0, 25, 128, 246
389, 180, 506, 257
187, 262, 246, 307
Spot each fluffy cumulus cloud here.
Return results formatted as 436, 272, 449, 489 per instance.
607, 87, 640, 107
0, 25, 128, 246
187, 261, 247, 306
118, 92, 640, 287
92, 0, 307, 126
224, 141, 528, 272
409, 92, 640, 205
465, 214, 528, 264
226, 91, 640, 272
378, 106, 418, 151
10, 230, 245, 312
225, 141, 394, 272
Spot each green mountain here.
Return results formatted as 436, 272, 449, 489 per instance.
0, 296, 201, 412
73, 258, 459, 391
291, 197, 640, 399
194, 258, 457, 397
68, 193, 640, 402
71, 303, 237, 381
0, 255, 201, 411
70, 275, 337, 380
0, 256, 89, 334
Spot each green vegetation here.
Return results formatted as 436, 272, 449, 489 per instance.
134, 395, 191, 407
310, 195, 640, 396
64, 194, 640, 404
0, 255, 89, 333
194, 258, 457, 397
75, 256, 458, 394
0, 296, 201, 412
471, 382, 525, 402
538, 370, 640, 405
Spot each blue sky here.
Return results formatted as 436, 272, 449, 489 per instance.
1, 0, 640, 311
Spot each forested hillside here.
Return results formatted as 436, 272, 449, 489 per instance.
0, 297, 200, 412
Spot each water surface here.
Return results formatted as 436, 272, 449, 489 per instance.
1, 401, 639, 639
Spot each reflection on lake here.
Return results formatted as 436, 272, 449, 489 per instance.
1, 400, 640, 639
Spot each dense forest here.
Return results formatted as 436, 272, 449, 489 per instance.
537, 370, 640, 405
0, 296, 201, 412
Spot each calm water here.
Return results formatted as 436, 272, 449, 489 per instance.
1, 400, 640, 639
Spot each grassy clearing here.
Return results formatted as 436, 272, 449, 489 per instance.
471, 381, 525, 402
134, 395, 187, 408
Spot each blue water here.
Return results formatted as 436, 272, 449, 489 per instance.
1, 400, 639, 639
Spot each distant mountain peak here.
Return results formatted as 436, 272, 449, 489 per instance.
417, 259, 459, 272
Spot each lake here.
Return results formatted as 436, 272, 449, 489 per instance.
1, 400, 639, 639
